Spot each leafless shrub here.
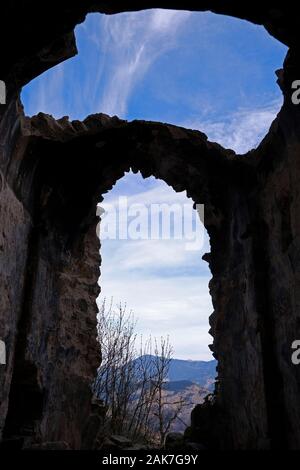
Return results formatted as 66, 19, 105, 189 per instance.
93, 299, 187, 446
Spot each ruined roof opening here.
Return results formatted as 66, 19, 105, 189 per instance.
21, 9, 287, 154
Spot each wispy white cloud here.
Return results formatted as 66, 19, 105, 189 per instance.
150, 9, 191, 32
102, 239, 209, 273
22, 9, 191, 119
97, 10, 191, 117
104, 176, 190, 206
99, 178, 210, 272
181, 99, 282, 154
22, 63, 67, 117
99, 273, 213, 360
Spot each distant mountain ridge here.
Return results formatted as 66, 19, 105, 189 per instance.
137, 355, 217, 391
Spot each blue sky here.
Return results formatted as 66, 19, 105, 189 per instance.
21, 10, 287, 360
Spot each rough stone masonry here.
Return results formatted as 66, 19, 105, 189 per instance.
0, 1, 300, 450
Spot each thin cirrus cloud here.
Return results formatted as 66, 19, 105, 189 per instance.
180, 99, 282, 154
95, 9, 191, 117
21, 9, 191, 119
